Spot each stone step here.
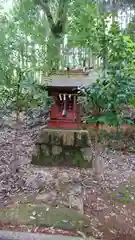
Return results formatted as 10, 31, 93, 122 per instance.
0, 203, 90, 231
0, 231, 84, 240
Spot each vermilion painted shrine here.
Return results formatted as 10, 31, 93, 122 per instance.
31, 69, 94, 167
45, 69, 91, 129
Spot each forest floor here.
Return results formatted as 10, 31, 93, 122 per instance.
0, 114, 135, 239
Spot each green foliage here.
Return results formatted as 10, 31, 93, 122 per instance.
127, 16, 135, 42
0, 1, 49, 113
68, 0, 109, 56
84, 22, 135, 127
0, 0, 134, 116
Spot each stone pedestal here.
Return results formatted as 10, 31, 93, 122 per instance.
31, 128, 92, 167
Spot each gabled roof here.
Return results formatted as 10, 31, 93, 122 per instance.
42, 69, 98, 88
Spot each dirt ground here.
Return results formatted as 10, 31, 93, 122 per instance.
0, 118, 135, 239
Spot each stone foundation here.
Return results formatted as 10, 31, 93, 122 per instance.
31, 128, 92, 167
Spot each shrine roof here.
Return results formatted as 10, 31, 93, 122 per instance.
42, 70, 98, 88
44, 75, 90, 88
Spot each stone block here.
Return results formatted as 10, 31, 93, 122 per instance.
62, 131, 74, 146
76, 130, 90, 147
81, 147, 92, 163
32, 144, 40, 156
31, 128, 92, 167
49, 131, 63, 145
36, 130, 50, 144
41, 145, 50, 156
52, 146, 62, 155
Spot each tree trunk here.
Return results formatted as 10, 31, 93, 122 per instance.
47, 36, 62, 72
10, 111, 20, 174
93, 123, 104, 180
36, 0, 69, 72
10, 69, 22, 173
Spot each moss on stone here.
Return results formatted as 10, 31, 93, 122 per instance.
0, 203, 90, 231
75, 131, 89, 147
32, 146, 91, 168
70, 149, 86, 167
32, 128, 92, 167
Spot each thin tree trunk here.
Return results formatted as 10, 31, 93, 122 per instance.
10, 69, 22, 173
47, 36, 63, 72
37, 0, 69, 72
93, 123, 104, 180
11, 111, 20, 174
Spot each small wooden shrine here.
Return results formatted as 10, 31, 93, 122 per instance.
31, 69, 95, 167
45, 69, 91, 129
